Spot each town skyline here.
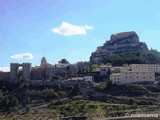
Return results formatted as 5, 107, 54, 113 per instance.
1, 0, 160, 72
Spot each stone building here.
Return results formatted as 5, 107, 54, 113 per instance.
31, 57, 55, 80
31, 57, 78, 80
40, 57, 55, 68
0, 72, 10, 81
47, 64, 78, 76
31, 67, 47, 80
10, 63, 31, 81
99, 65, 112, 76
0, 57, 78, 81
130, 64, 160, 73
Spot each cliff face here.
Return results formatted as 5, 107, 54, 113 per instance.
90, 31, 148, 64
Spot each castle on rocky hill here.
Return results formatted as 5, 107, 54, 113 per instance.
90, 31, 148, 64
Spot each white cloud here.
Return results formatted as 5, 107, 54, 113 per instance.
51, 22, 93, 36
11, 53, 34, 59
0, 67, 10, 72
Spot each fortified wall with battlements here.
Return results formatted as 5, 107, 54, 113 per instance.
0, 57, 78, 81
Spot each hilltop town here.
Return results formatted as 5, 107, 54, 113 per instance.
0, 32, 160, 119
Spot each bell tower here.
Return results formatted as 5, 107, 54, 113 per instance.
40, 57, 47, 67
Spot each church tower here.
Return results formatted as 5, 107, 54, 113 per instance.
40, 57, 47, 67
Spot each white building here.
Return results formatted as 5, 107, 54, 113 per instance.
71, 77, 83, 81
110, 73, 120, 84
131, 64, 160, 73
109, 64, 159, 85
70, 76, 93, 83
84, 76, 93, 83
55, 63, 69, 68
119, 71, 155, 85
110, 71, 155, 85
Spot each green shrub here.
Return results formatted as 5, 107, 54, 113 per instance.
25, 105, 31, 113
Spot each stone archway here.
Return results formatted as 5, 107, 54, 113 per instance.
10, 63, 31, 81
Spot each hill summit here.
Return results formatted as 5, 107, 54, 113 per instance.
90, 31, 148, 64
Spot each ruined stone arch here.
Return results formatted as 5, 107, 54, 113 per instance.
10, 63, 31, 81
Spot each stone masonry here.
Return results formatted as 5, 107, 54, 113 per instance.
10, 63, 31, 81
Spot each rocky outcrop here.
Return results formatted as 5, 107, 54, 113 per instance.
90, 31, 148, 64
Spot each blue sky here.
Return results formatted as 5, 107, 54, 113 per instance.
0, 0, 160, 71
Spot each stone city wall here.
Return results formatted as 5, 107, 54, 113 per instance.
0, 72, 10, 80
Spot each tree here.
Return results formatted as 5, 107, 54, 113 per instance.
132, 103, 139, 109
78, 66, 82, 74
103, 49, 160, 65
123, 64, 129, 67
94, 74, 103, 82
92, 64, 99, 72
25, 105, 31, 113
59, 58, 69, 64
58, 71, 67, 78
70, 84, 81, 96
10, 96, 19, 107
85, 66, 89, 74
93, 82, 107, 92
76, 61, 89, 74
0, 90, 3, 99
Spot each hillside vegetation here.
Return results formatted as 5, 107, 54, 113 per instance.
102, 49, 160, 65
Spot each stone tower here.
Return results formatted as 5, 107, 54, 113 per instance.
40, 57, 47, 68
10, 63, 31, 81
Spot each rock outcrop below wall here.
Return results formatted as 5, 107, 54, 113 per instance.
90, 31, 148, 64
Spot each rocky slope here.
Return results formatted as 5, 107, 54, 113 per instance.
90, 31, 148, 64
